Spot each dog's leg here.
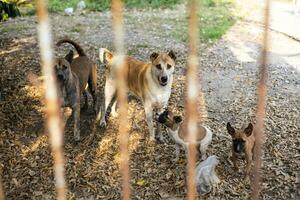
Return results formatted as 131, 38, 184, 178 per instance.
245, 150, 253, 175
155, 107, 167, 142
155, 124, 163, 142
144, 102, 155, 141
88, 64, 98, 113
99, 79, 116, 127
72, 101, 80, 142
172, 144, 181, 162
111, 100, 118, 117
200, 143, 208, 161
82, 90, 89, 110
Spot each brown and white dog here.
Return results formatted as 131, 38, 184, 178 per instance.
226, 122, 255, 175
156, 110, 213, 160
55, 38, 98, 141
98, 48, 176, 140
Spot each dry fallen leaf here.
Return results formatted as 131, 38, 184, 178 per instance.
136, 179, 146, 186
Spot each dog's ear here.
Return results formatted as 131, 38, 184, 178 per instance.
168, 50, 176, 61
173, 116, 182, 124
150, 52, 159, 62
64, 50, 74, 63
226, 122, 235, 136
99, 48, 113, 64
244, 123, 253, 137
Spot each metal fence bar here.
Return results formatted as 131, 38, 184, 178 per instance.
0, 175, 4, 200
252, 0, 271, 199
111, 0, 131, 199
36, 1, 66, 199
185, 0, 200, 199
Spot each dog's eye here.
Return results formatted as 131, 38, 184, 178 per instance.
167, 64, 172, 69
63, 65, 68, 70
156, 64, 162, 70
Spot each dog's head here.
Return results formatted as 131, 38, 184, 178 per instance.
155, 109, 182, 131
150, 51, 176, 87
226, 122, 253, 154
54, 50, 74, 83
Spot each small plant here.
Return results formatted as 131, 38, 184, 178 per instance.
0, 0, 33, 21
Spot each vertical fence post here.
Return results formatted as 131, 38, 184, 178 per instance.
185, 0, 200, 199
36, 1, 66, 199
0, 176, 4, 200
111, 0, 131, 199
252, 0, 271, 199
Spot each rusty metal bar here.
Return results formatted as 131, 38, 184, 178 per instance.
111, 0, 131, 199
36, 1, 66, 200
185, 0, 200, 199
0, 175, 4, 200
252, 0, 271, 199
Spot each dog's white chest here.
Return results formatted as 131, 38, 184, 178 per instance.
148, 86, 171, 108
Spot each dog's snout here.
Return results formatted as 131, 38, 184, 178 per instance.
233, 139, 245, 153
57, 73, 65, 81
161, 76, 168, 83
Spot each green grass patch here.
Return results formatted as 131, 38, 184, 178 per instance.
171, 0, 236, 42
48, 0, 79, 12
125, 0, 236, 43
200, 0, 236, 41
48, 0, 182, 12
125, 0, 181, 9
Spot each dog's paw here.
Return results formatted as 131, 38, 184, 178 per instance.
100, 120, 107, 128
111, 110, 119, 118
74, 132, 80, 142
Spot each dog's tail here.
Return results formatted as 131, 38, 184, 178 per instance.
56, 38, 86, 57
99, 48, 114, 64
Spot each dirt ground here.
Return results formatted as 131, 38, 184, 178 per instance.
0, 5, 299, 200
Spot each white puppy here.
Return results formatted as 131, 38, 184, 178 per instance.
196, 155, 220, 194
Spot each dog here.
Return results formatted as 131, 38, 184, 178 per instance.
54, 50, 81, 141
196, 155, 220, 194
226, 122, 255, 175
155, 109, 213, 160
56, 38, 98, 113
98, 48, 176, 141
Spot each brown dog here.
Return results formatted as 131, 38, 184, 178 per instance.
54, 51, 81, 141
226, 122, 255, 175
56, 38, 98, 112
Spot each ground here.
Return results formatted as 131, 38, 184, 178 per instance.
0, 2, 299, 200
